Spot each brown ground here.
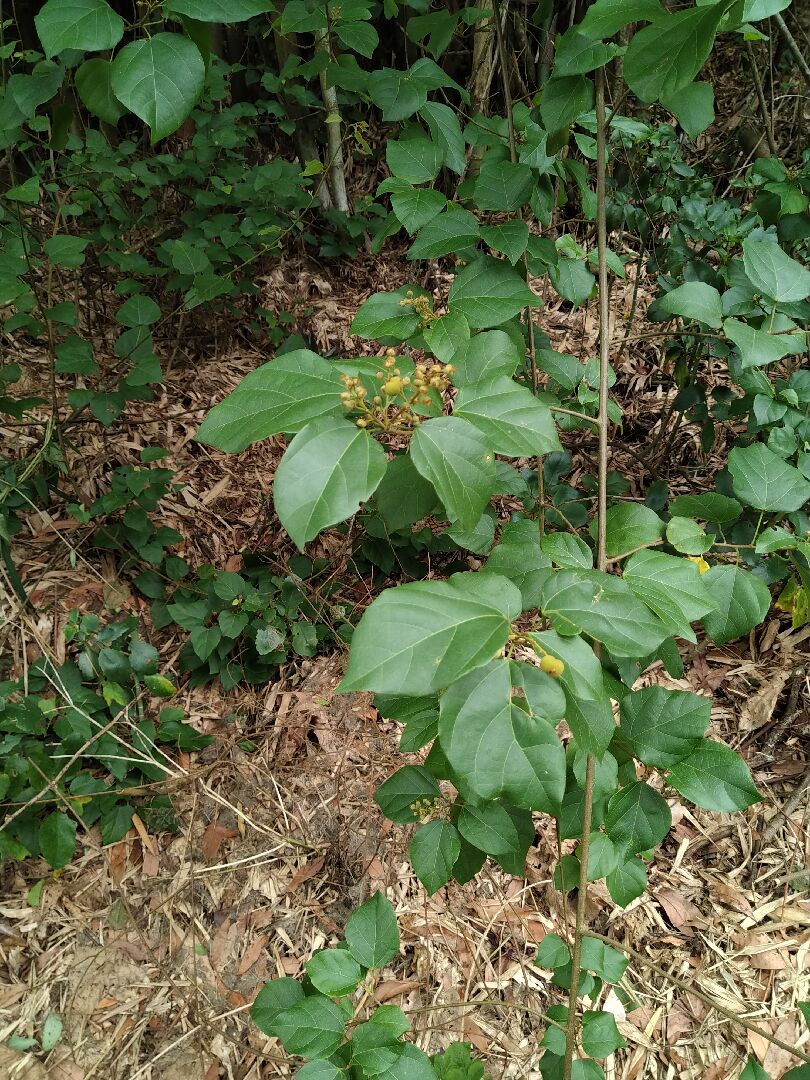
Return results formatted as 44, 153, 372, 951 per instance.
1, 240, 809, 1080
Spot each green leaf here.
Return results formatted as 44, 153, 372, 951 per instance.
448, 256, 538, 329
577, 0, 664, 39
165, 0, 272, 19
55, 336, 97, 375
666, 516, 712, 555
623, 549, 715, 643
41, 1013, 63, 1053
541, 532, 593, 569
5, 177, 40, 203
251, 978, 304, 1036
447, 509, 497, 554
607, 855, 647, 907
474, 158, 534, 212
129, 639, 160, 675
374, 766, 440, 824
457, 802, 520, 856
742, 237, 810, 302
305, 950, 363, 997
554, 30, 620, 76
740, 1059, 771, 1080
410, 417, 496, 531
75, 58, 126, 125
419, 101, 466, 174
298, 1063, 346, 1080
594, 503, 663, 559
423, 311, 470, 363
190, 624, 221, 661
339, 572, 518, 695
170, 239, 210, 275
485, 518, 552, 610
351, 287, 423, 340
335, 21, 378, 57
604, 781, 671, 854
273, 996, 346, 1058
450, 329, 520, 387
668, 740, 760, 812
274, 418, 388, 550
345, 891, 400, 968
111, 34, 205, 143
390, 185, 447, 235
702, 565, 771, 645
619, 686, 709, 768
117, 294, 161, 328
581, 831, 619, 881
195, 350, 343, 452
454, 377, 561, 457
669, 493, 742, 524
728, 443, 810, 512
480, 220, 530, 265
439, 660, 566, 813
540, 570, 669, 658
549, 258, 595, 307
624, 5, 726, 103
540, 75, 594, 132
407, 207, 480, 260
531, 631, 615, 756
658, 281, 723, 328
580, 937, 628, 984
100, 802, 135, 844
39, 812, 77, 869
374, 453, 440, 531
387, 137, 443, 184
660, 81, 714, 138
536, 934, 570, 970
723, 318, 806, 369
36, 0, 124, 58
144, 674, 176, 697
582, 1011, 626, 1058
410, 820, 461, 894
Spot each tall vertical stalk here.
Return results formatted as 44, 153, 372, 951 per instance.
562, 63, 611, 1080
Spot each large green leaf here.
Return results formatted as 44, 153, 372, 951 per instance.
298, 1063, 346, 1080
623, 549, 715, 643
668, 740, 760, 812
305, 950, 363, 997
742, 237, 810, 303
480, 221, 530, 266
251, 978, 304, 1036
338, 572, 519, 695
723, 318, 806, 369
457, 802, 520, 857
581, 1011, 626, 1058
448, 256, 538, 329
539, 75, 594, 132
701, 565, 772, 645
624, 5, 726, 103
420, 101, 466, 174
541, 532, 593, 570
618, 685, 709, 768
195, 350, 343, 451
660, 81, 715, 139
75, 59, 126, 125
390, 186, 446, 235
39, 811, 77, 869
273, 996, 346, 1058
387, 137, 443, 184
273, 418, 388, 550
410, 821, 461, 895
36, 0, 124, 57
345, 891, 399, 968
473, 158, 534, 212
531, 631, 615, 756
454, 377, 562, 457
658, 281, 723, 328
728, 443, 810, 512
593, 503, 664, 558
605, 781, 671, 854
373, 453, 440, 531
374, 766, 440, 824
407, 207, 480, 260
351, 286, 424, 340
607, 855, 647, 907
540, 570, 669, 658
485, 518, 552, 610
439, 660, 566, 813
111, 34, 205, 142
410, 416, 496, 531
577, 0, 664, 39
165, 0, 273, 19
450, 329, 521, 387
554, 30, 620, 75
669, 493, 742, 524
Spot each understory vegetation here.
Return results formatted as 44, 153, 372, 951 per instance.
1, 0, 810, 1077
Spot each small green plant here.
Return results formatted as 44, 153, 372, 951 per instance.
251, 891, 490, 1080
0, 610, 189, 868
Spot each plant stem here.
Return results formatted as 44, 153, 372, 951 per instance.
775, 12, 810, 90
746, 40, 778, 157
562, 64, 611, 1080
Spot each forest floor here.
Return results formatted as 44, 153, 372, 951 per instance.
2, 245, 810, 1080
